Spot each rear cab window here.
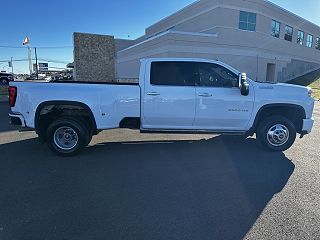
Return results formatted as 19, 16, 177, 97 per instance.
150, 62, 197, 86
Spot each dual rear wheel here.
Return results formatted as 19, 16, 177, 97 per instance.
46, 117, 92, 156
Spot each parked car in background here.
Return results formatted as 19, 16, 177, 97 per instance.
0, 72, 14, 84
50, 71, 73, 82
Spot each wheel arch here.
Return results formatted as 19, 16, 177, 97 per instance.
35, 101, 98, 140
249, 103, 306, 134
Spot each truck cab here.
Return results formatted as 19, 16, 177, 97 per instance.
139, 59, 252, 132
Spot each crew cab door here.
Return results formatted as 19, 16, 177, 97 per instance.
141, 61, 196, 130
194, 62, 254, 131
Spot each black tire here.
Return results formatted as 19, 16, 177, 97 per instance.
76, 118, 93, 145
0, 78, 9, 85
86, 134, 93, 145
46, 117, 89, 156
256, 115, 296, 152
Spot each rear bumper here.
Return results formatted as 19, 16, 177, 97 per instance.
302, 118, 314, 134
9, 113, 26, 127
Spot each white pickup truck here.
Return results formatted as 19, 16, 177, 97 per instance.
8, 58, 315, 156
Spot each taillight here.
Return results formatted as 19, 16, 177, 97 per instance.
8, 86, 17, 107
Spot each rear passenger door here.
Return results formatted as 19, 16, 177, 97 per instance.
141, 61, 197, 130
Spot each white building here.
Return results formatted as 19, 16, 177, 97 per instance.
116, 0, 320, 83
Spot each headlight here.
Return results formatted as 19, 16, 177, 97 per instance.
308, 89, 313, 97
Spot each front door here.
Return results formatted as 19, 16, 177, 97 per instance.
142, 61, 197, 130
193, 62, 254, 131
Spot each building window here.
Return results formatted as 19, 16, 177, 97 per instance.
284, 25, 293, 42
239, 11, 256, 31
306, 34, 313, 48
297, 30, 304, 45
316, 37, 320, 50
271, 20, 280, 38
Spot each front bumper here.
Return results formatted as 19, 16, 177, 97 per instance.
301, 118, 314, 134
9, 113, 26, 127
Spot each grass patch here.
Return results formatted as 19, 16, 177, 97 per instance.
288, 69, 320, 100
309, 78, 320, 100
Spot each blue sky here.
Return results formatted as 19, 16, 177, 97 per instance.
0, 0, 319, 73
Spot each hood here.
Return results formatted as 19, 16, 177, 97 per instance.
251, 80, 312, 101
253, 80, 310, 92
274, 82, 311, 91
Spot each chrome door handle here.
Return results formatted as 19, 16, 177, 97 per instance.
198, 93, 212, 97
147, 92, 160, 96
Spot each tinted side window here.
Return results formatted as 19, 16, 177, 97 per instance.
150, 62, 196, 86
197, 63, 238, 88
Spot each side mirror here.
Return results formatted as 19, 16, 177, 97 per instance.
239, 73, 249, 96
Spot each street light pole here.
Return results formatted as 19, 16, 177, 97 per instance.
23, 36, 33, 76
28, 45, 33, 75
35, 48, 38, 80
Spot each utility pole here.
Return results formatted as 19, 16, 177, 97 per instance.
10, 57, 14, 74
28, 46, 32, 75
35, 48, 39, 80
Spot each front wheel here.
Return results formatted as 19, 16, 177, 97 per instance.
0, 78, 9, 85
46, 117, 89, 156
257, 115, 297, 152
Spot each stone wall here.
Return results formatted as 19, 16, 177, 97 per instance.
73, 32, 115, 82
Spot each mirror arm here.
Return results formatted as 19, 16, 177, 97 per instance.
241, 82, 250, 96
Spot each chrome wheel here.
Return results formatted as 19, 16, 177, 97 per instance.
53, 127, 78, 151
267, 124, 290, 147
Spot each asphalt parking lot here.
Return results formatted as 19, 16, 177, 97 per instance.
0, 102, 319, 240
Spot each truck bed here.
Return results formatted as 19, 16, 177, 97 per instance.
10, 81, 141, 130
